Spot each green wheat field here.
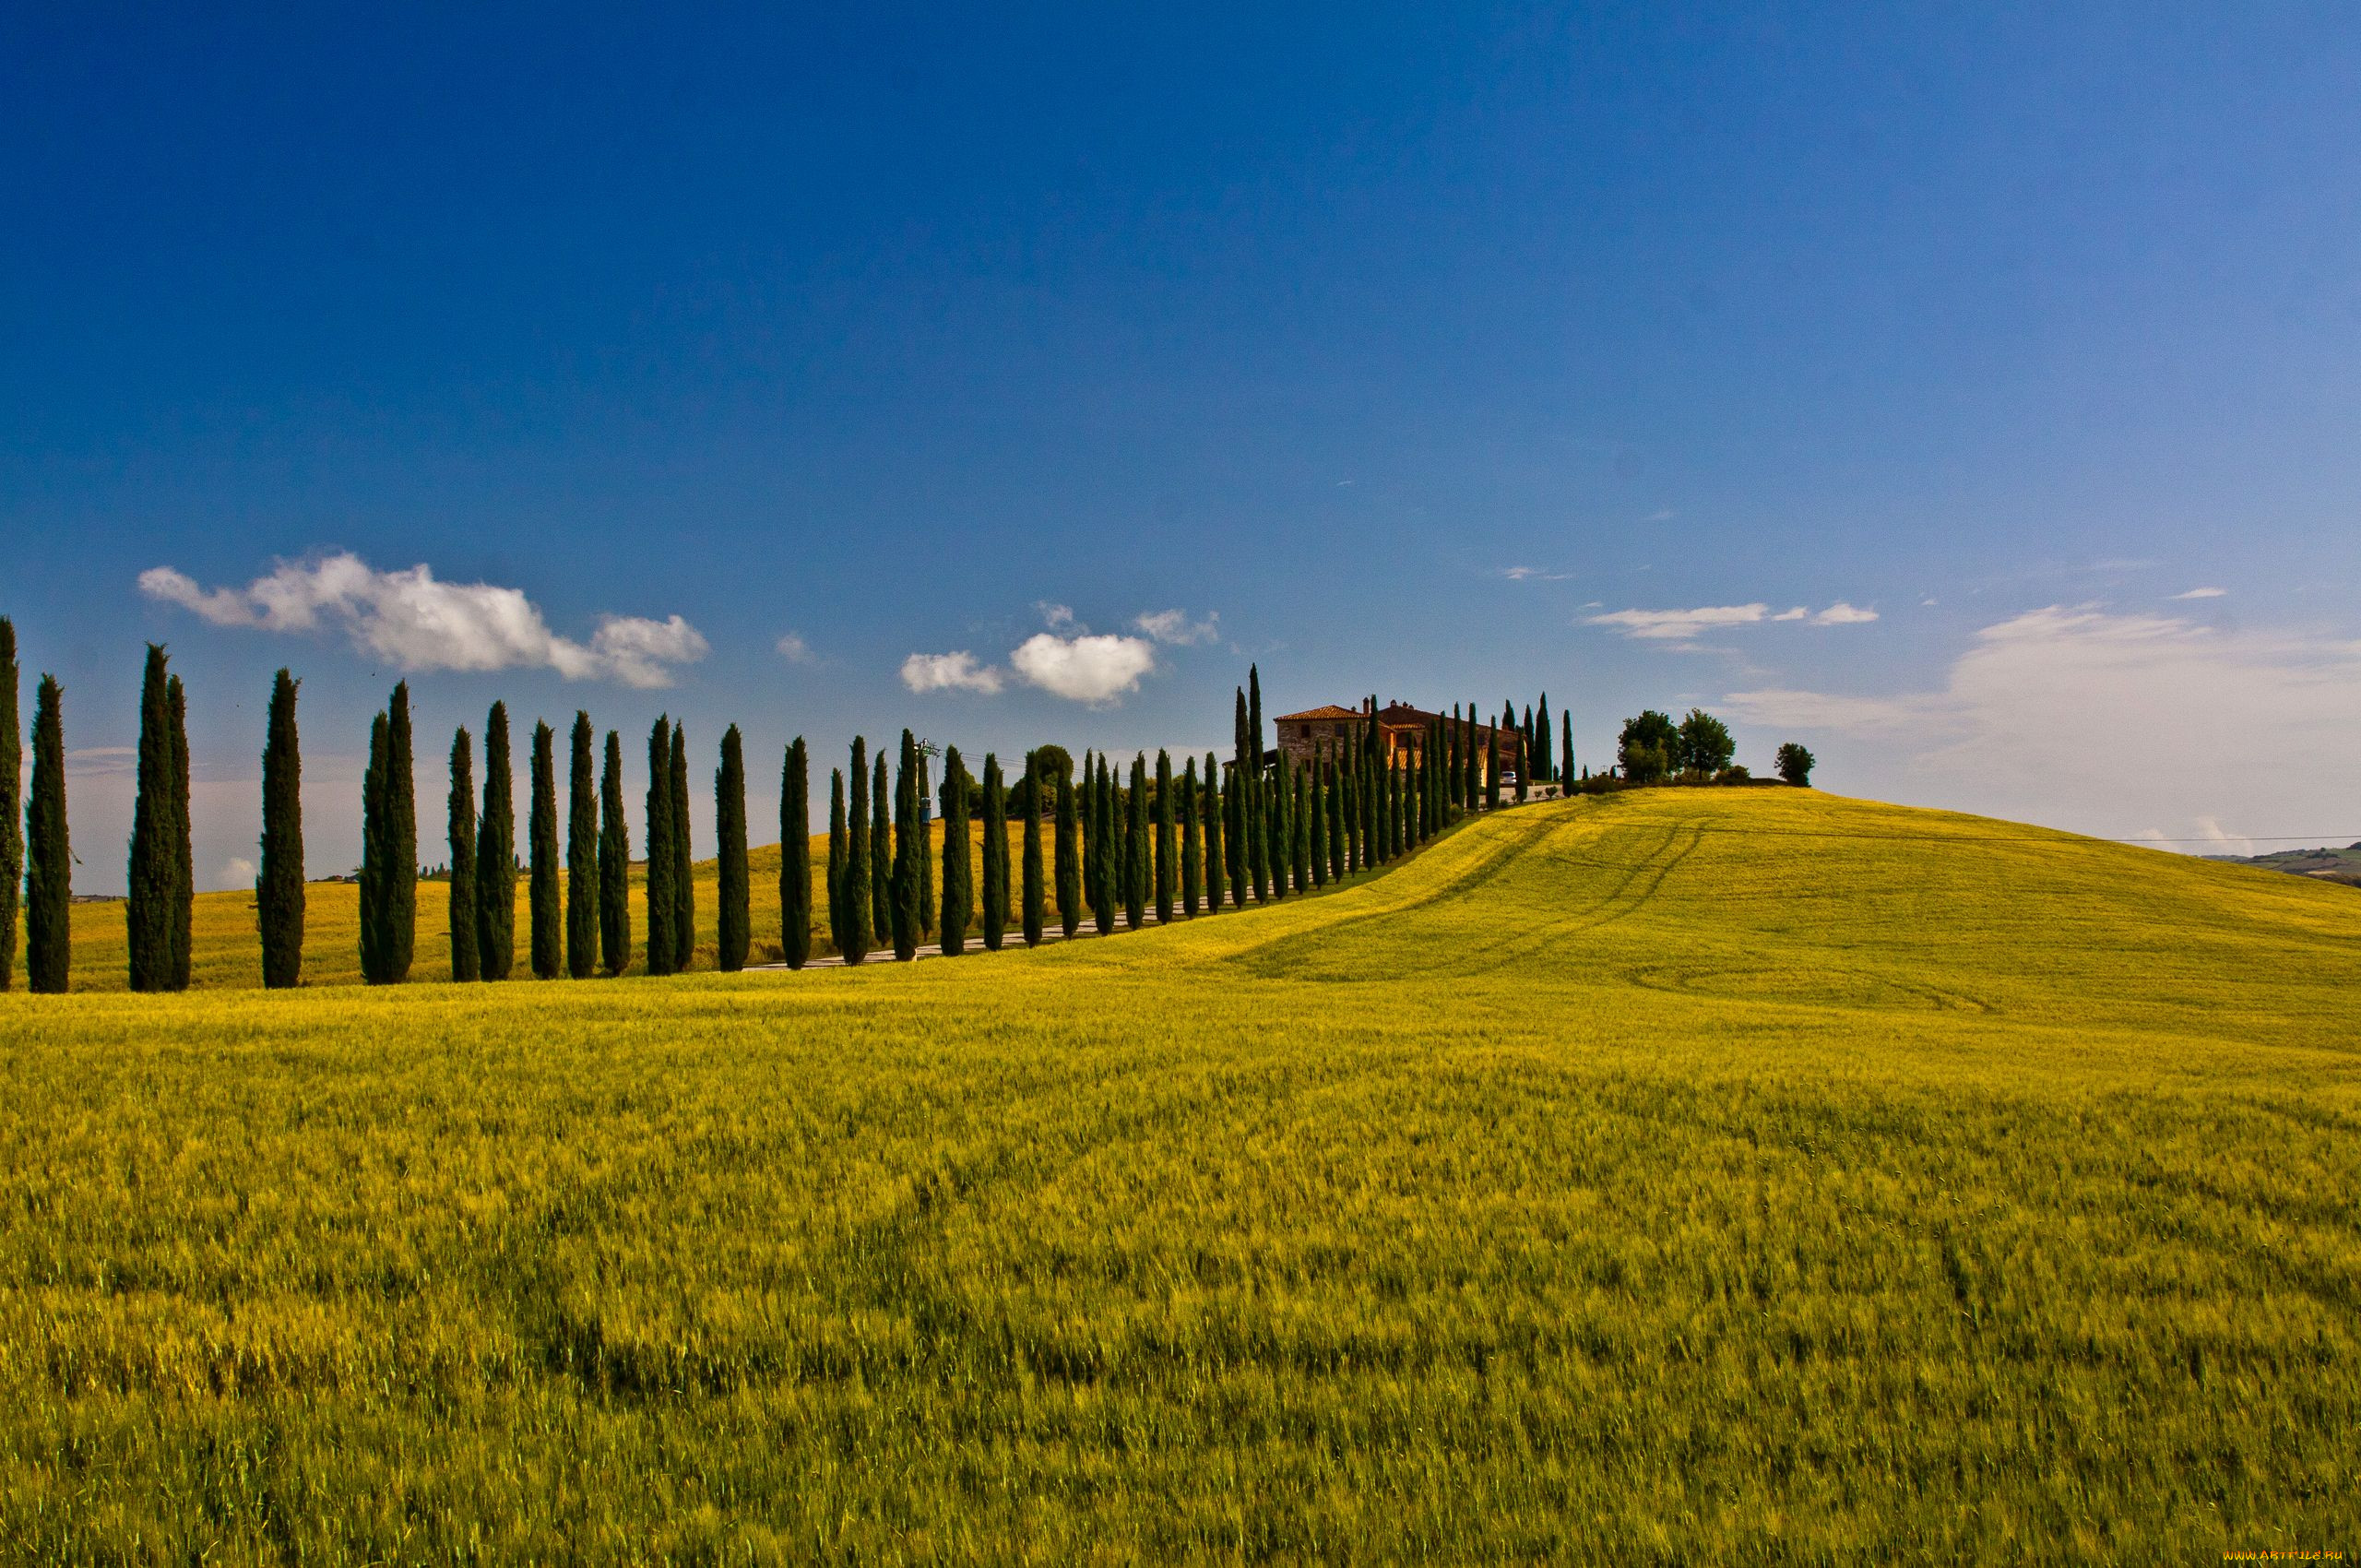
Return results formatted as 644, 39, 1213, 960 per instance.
3, 788, 2356, 1562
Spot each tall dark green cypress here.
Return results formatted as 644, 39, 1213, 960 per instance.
1562, 710, 1574, 791
1078, 749, 1097, 919
1201, 754, 1226, 911
567, 713, 599, 979
645, 718, 676, 975
940, 746, 971, 956
0, 621, 18, 992
1446, 706, 1461, 810
1516, 702, 1532, 803
360, 710, 389, 983
1307, 754, 1326, 888
827, 765, 851, 961
1465, 702, 1480, 811
1536, 694, 1552, 784
257, 669, 303, 990
1051, 754, 1078, 939
167, 675, 192, 990
386, 683, 417, 980
1125, 754, 1148, 929
1326, 754, 1346, 879
1154, 749, 1175, 924
890, 730, 919, 961
477, 703, 516, 980
1486, 722, 1501, 812
871, 754, 892, 948
1226, 750, 1247, 900
780, 738, 811, 969
600, 731, 630, 976
840, 739, 869, 965
1021, 753, 1046, 946
1247, 668, 1268, 902
1090, 754, 1117, 934
528, 719, 560, 980
916, 749, 935, 942
1180, 758, 1202, 916
126, 645, 174, 991
24, 674, 67, 993
670, 721, 694, 971
448, 727, 480, 982
1266, 753, 1288, 901
715, 725, 749, 973
980, 752, 1006, 952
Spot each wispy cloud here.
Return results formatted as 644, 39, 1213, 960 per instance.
1036, 601, 1078, 631
1134, 608, 1221, 646
2170, 587, 2227, 600
1502, 566, 1572, 582
1589, 600, 1876, 641
900, 651, 1004, 695
775, 632, 815, 662
141, 552, 707, 688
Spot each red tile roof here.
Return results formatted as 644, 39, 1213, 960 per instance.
1275, 705, 1366, 722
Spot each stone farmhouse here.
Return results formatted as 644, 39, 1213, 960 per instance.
1272, 699, 1524, 786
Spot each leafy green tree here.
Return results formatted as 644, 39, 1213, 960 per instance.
669, 721, 694, 971
939, 745, 972, 956
567, 714, 599, 979
386, 683, 417, 980
1051, 752, 1078, 939
840, 740, 869, 964
25, 674, 68, 993
827, 765, 850, 961
1022, 752, 1046, 945
168, 674, 192, 989
127, 645, 175, 991
1180, 757, 1202, 915
644, 718, 676, 976
257, 669, 303, 990
780, 738, 810, 968
528, 720, 561, 980
1618, 710, 1679, 785
600, 731, 630, 975
1775, 742, 1816, 788
0, 620, 18, 991
360, 711, 390, 983
448, 727, 480, 982
1201, 754, 1225, 913
980, 752, 1007, 952
716, 724, 749, 972
872, 753, 892, 949
476, 703, 516, 980
1678, 708, 1736, 776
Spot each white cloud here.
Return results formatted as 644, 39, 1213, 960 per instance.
1036, 601, 1078, 630
1773, 607, 1810, 622
1647, 508, 1677, 522
1134, 608, 1221, 645
1587, 603, 1770, 640
140, 552, 706, 688
1723, 603, 2361, 844
1010, 632, 1157, 705
900, 651, 1004, 695
1812, 601, 1879, 625
775, 632, 814, 663
1502, 566, 1572, 582
2171, 587, 2227, 600
222, 856, 255, 886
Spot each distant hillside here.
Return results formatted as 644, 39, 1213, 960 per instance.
2208, 842, 2361, 887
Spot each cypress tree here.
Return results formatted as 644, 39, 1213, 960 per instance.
126, 645, 174, 991
600, 730, 630, 975
25, 674, 68, 993
645, 717, 675, 976
1327, 754, 1347, 879
386, 683, 417, 980
1022, 753, 1046, 945
840, 739, 869, 965
1125, 754, 1148, 930
257, 669, 303, 990
448, 726, 480, 982
670, 721, 694, 971
0, 620, 17, 992
890, 730, 919, 961
528, 719, 561, 980
1078, 749, 1097, 918
827, 765, 851, 962
1051, 755, 1079, 938
1295, 758, 1312, 890
1202, 754, 1226, 911
476, 703, 516, 980
716, 724, 749, 972
780, 738, 811, 969
1154, 749, 1175, 924
1180, 758, 1202, 915
940, 745, 971, 956
360, 710, 389, 983
872, 753, 892, 948
567, 713, 599, 979
1464, 702, 1479, 810
1308, 754, 1327, 888
167, 674, 192, 990
1266, 753, 1288, 901
1516, 703, 1532, 803
981, 752, 1007, 952
1562, 710, 1574, 791
1486, 723, 1501, 812
1536, 693, 1552, 784
1091, 754, 1116, 934
916, 749, 935, 941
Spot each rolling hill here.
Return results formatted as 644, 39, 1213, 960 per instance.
2, 788, 2355, 1561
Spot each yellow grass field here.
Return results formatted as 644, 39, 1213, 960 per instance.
3, 789, 2356, 1561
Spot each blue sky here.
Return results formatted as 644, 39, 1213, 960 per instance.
6, 5, 2360, 891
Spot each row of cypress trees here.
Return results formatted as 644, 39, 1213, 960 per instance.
0, 618, 65, 993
